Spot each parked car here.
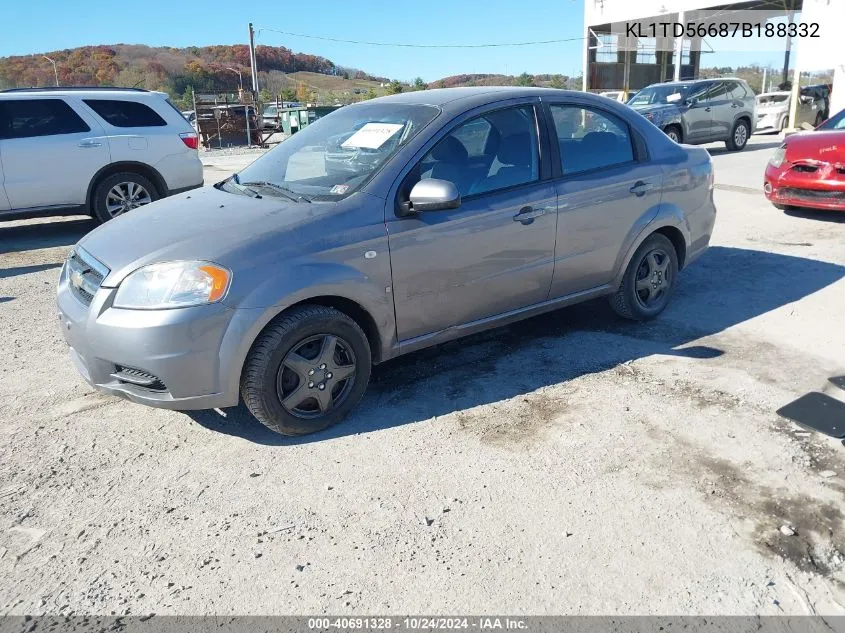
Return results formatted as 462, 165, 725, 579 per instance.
262, 105, 280, 130
764, 107, 845, 211
755, 88, 829, 133
57, 87, 716, 436
627, 78, 756, 150
0, 87, 202, 223
599, 90, 626, 102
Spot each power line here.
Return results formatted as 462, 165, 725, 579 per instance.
256, 27, 586, 48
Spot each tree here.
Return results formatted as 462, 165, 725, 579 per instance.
516, 72, 535, 87
281, 87, 297, 102
259, 88, 274, 103
386, 80, 403, 94
413, 77, 427, 91
363, 88, 377, 100
548, 74, 567, 89
296, 82, 310, 102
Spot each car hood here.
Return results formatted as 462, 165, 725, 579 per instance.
784, 130, 845, 164
77, 185, 318, 287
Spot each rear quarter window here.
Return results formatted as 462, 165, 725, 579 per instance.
84, 99, 167, 127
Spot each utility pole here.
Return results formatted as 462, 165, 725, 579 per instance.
43, 56, 59, 86
248, 23, 259, 94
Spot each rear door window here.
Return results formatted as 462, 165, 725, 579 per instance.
550, 105, 634, 175
0, 98, 90, 139
83, 99, 167, 127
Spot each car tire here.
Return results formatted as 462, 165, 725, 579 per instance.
663, 125, 682, 143
241, 305, 372, 436
92, 172, 159, 223
609, 233, 679, 321
725, 119, 750, 151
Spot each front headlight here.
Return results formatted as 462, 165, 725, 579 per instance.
769, 146, 787, 168
113, 261, 231, 310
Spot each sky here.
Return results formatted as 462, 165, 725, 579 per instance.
2, 0, 794, 82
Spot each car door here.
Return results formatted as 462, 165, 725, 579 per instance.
0, 97, 110, 210
682, 82, 714, 142
0, 155, 10, 212
545, 102, 663, 297
80, 97, 171, 170
703, 81, 733, 140
386, 102, 557, 342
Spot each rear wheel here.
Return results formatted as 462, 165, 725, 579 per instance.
92, 172, 159, 223
725, 119, 750, 151
240, 305, 372, 436
610, 234, 679, 321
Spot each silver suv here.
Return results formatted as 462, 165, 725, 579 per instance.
628, 78, 756, 150
58, 87, 716, 436
0, 87, 202, 223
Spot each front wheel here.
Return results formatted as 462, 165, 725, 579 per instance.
664, 126, 682, 143
240, 305, 372, 436
610, 233, 679, 321
725, 119, 750, 151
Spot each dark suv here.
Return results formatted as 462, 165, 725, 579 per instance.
627, 78, 756, 151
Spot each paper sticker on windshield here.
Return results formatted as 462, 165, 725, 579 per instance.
330, 184, 350, 194
341, 123, 404, 149
666, 93, 682, 103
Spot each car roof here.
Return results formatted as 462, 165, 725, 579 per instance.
0, 87, 164, 99
362, 86, 593, 109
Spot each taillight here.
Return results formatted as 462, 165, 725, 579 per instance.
180, 132, 198, 150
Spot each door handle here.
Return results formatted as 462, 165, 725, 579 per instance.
78, 139, 102, 148
629, 181, 654, 197
513, 206, 545, 224
704, 107, 712, 112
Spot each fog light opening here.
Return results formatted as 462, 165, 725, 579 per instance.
764, 182, 773, 194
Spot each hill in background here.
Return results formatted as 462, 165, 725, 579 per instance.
0, 44, 394, 107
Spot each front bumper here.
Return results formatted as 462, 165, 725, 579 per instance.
57, 265, 244, 410
764, 164, 845, 211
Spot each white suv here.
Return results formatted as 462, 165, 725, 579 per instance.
0, 87, 203, 223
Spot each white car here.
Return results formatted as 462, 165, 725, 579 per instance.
0, 87, 203, 223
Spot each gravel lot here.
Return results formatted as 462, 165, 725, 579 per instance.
1, 136, 844, 615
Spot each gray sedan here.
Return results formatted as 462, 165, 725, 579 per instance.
57, 87, 716, 436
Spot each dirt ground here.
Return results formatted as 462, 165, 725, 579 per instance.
1, 136, 844, 615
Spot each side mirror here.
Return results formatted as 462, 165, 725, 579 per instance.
399, 179, 461, 216
686, 97, 699, 107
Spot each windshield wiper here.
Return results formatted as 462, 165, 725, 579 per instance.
216, 174, 261, 198
241, 181, 311, 203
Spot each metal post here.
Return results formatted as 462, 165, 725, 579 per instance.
762, 67, 768, 94
673, 12, 685, 82
582, 26, 590, 91
783, 10, 795, 85
788, 69, 801, 131
248, 23, 259, 93
191, 86, 200, 148
245, 102, 252, 148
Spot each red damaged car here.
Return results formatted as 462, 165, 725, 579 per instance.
764, 107, 845, 211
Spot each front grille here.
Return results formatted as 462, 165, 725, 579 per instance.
67, 248, 109, 306
112, 365, 167, 391
778, 187, 845, 201
791, 164, 819, 173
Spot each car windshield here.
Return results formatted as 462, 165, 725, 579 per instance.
227, 103, 439, 201
817, 108, 845, 130
628, 84, 689, 106
758, 94, 789, 105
